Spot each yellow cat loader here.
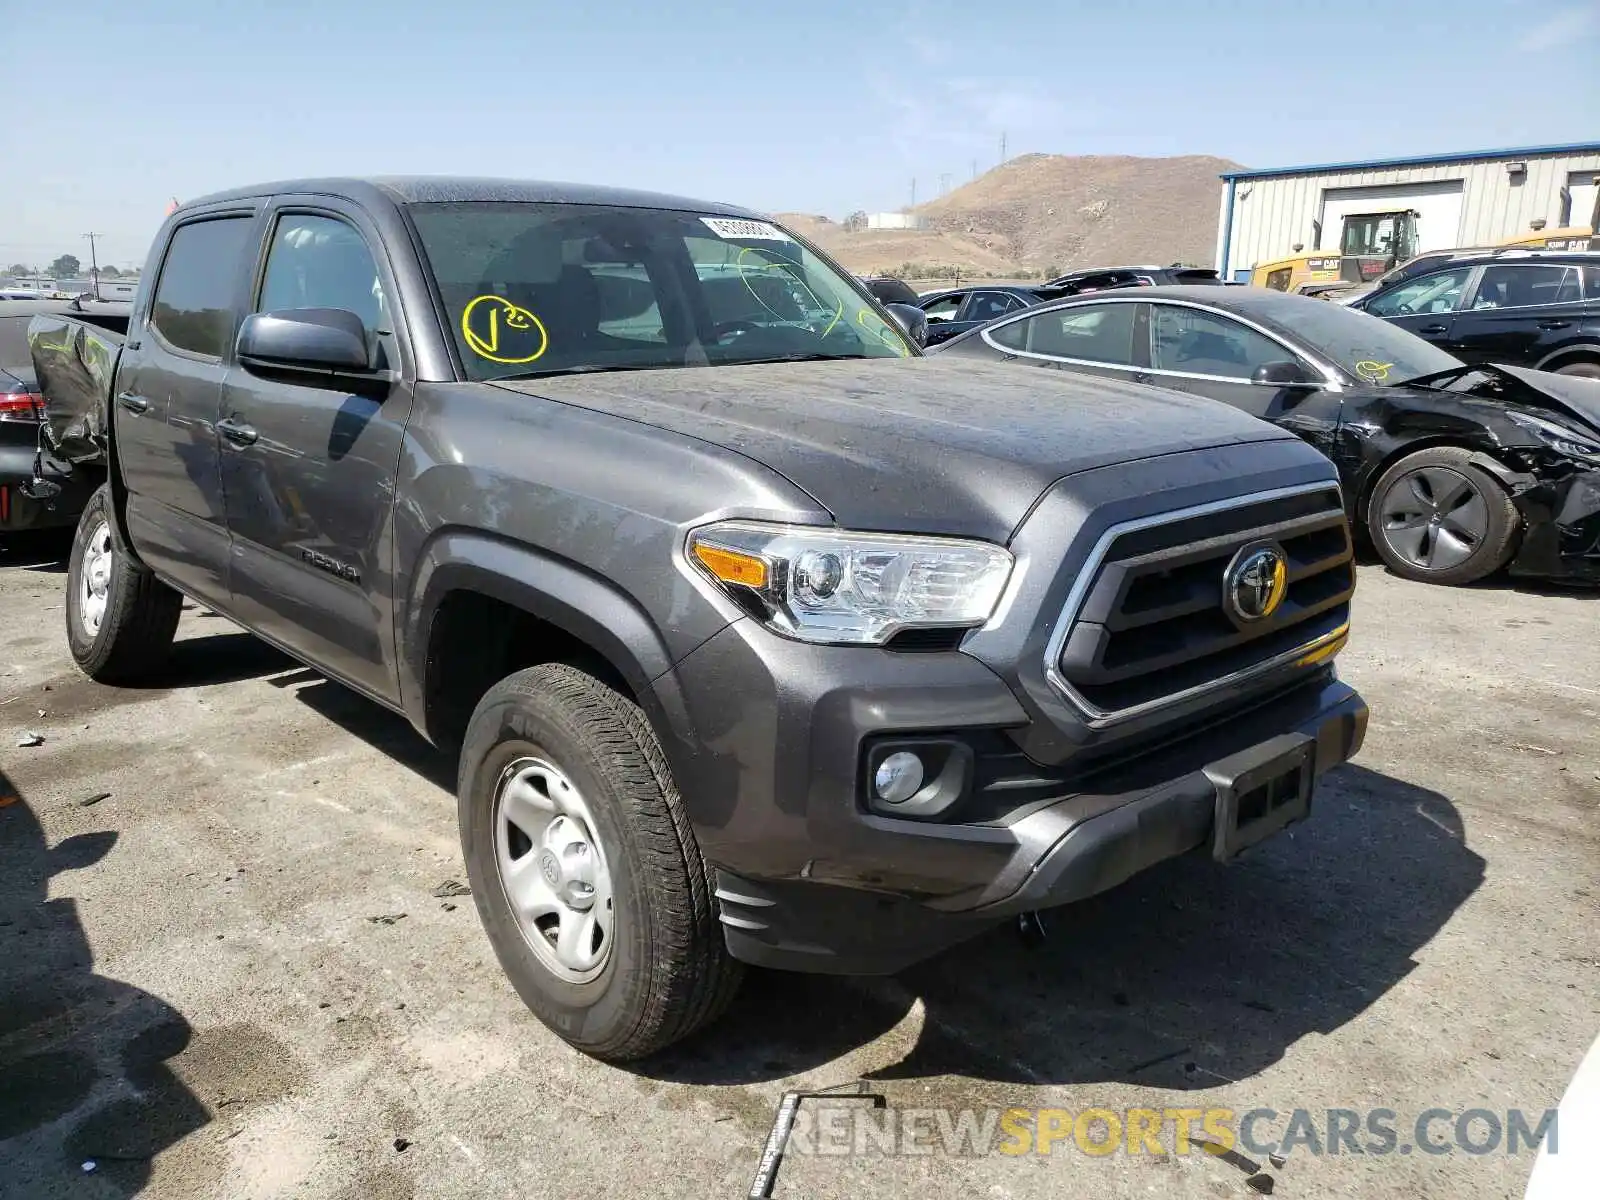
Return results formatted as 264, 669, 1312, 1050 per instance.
1497, 179, 1600, 251
1252, 209, 1421, 292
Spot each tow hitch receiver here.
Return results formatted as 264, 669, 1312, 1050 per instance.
1203, 733, 1315, 862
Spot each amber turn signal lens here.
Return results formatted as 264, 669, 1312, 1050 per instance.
693, 543, 769, 589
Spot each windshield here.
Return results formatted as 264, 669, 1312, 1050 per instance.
407, 202, 912, 380
1273, 296, 1462, 384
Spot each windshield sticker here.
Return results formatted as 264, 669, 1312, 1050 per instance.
462, 295, 548, 364
1355, 360, 1394, 383
701, 217, 790, 242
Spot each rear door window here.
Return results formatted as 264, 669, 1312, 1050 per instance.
962, 292, 1022, 323
150, 217, 256, 358
1150, 305, 1290, 379
1469, 263, 1583, 310
987, 302, 1136, 363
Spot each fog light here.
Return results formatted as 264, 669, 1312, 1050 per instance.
873, 751, 925, 804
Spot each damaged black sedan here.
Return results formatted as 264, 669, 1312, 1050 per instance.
931, 286, 1600, 586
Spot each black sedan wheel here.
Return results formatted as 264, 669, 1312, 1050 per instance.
1367, 447, 1520, 586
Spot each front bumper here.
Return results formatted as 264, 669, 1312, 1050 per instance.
0, 439, 92, 532
658, 619, 1367, 975
1507, 464, 1600, 584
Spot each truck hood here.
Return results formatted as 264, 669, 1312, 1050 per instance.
497, 356, 1294, 541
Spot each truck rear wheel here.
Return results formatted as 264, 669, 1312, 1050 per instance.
65, 485, 183, 682
457, 663, 742, 1061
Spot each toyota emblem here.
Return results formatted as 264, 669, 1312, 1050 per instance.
1224, 543, 1288, 624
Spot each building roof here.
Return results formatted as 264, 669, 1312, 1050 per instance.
1219, 142, 1600, 182
180, 176, 762, 218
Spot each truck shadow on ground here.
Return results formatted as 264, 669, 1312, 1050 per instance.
0, 770, 210, 1198
636, 764, 1485, 1092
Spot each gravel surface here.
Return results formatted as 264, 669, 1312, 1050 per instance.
1, 531, 1595, 1199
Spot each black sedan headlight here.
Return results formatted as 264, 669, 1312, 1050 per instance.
1505, 411, 1600, 466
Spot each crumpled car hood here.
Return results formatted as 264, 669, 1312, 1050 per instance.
1408, 364, 1600, 435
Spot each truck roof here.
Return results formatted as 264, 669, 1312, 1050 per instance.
179, 176, 766, 219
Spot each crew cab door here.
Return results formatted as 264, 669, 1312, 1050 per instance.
115, 210, 260, 606
218, 201, 415, 703
1449, 262, 1589, 367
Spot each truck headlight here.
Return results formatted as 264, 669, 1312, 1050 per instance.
686, 520, 1013, 645
1505, 411, 1600, 465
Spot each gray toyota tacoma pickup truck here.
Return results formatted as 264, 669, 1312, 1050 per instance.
31, 177, 1368, 1061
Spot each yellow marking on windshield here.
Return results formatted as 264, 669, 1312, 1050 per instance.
462, 295, 548, 364
821, 295, 844, 338
856, 308, 911, 356
1355, 360, 1393, 383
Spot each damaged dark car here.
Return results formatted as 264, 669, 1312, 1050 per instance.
931, 286, 1600, 586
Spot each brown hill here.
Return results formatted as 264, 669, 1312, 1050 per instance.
781, 152, 1243, 280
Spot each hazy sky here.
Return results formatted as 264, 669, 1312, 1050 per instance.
2, 0, 1597, 268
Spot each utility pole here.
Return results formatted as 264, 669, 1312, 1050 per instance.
971, 159, 978, 181
939, 172, 952, 196
999, 132, 1007, 166
910, 178, 917, 209
82, 231, 102, 299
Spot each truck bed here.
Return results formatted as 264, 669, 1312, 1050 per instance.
28, 311, 127, 466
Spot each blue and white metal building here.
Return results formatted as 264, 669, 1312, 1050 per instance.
1214, 142, 1600, 280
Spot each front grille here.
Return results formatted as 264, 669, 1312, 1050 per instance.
1047, 484, 1353, 722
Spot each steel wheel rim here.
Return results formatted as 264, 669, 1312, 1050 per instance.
1378, 465, 1488, 572
492, 755, 615, 984
78, 519, 113, 639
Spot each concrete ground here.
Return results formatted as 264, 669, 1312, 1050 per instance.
1, 532, 1595, 1200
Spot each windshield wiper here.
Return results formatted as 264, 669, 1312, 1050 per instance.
494, 362, 666, 381
745, 352, 872, 364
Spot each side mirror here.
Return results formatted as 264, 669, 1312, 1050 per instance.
884, 302, 928, 347
1252, 359, 1319, 387
237, 308, 371, 374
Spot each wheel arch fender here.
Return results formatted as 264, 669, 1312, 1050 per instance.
400, 529, 689, 744
1356, 436, 1532, 526
1534, 342, 1600, 372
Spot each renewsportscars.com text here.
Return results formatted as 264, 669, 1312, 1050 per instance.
782, 1104, 1559, 1160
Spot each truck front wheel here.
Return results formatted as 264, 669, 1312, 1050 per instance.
457, 663, 742, 1060
65, 485, 183, 682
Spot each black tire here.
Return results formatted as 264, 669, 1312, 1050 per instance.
64, 484, 183, 682
457, 663, 742, 1061
1365, 446, 1520, 586
1553, 360, 1600, 380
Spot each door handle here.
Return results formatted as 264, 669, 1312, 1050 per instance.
1537, 320, 1571, 330
1420, 324, 1449, 336
116, 391, 150, 415
216, 417, 259, 447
